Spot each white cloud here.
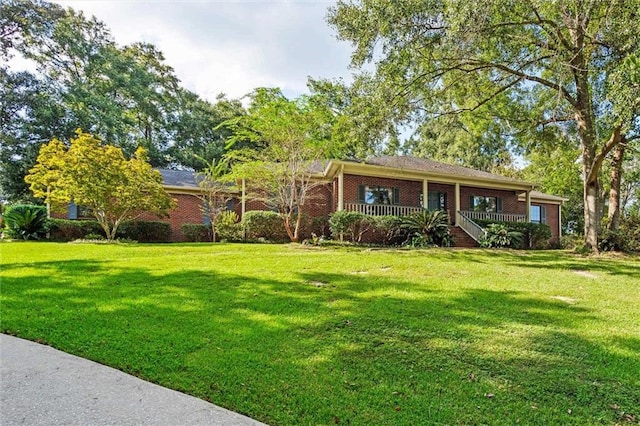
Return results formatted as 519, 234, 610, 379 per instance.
50, 0, 354, 101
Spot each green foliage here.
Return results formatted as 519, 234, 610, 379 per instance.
214, 211, 242, 242
116, 221, 171, 243
475, 220, 552, 249
599, 214, 640, 253
328, 0, 640, 250
371, 215, 406, 245
0, 1, 246, 201
83, 233, 104, 241
224, 88, 337, 242
402, 210, 452, 247
242, 211, 289, 242
181, 224, 212, 243
2, 204, 47, 240
329, 211, 373, 243
46, 219, 104, 241
26, 131, 175, 240
480, 224, 524, 248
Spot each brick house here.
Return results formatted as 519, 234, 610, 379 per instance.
151, 156, 565, 244
62, 156, 565, 245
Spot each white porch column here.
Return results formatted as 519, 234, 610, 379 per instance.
558, 204, 562, 237
454, 183, 460, 225
525, 190, 531, 222
337, 165, 344, 211
422, 179, 428, 208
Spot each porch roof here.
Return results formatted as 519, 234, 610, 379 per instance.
323, 156, 538, 191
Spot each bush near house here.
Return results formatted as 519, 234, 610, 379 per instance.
47, 219, 105, 241
3, 204, 48, 240
475, 219, 551, 249
480, 223, 524, 248
214, 211, 242, 242
242, 211, 290, 242
116, 221, 171, 243
402, 210, 452, 247
181, 224, 213, 242
329, 211, 373, 243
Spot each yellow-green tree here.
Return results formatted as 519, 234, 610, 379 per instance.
26, 130, 175, 240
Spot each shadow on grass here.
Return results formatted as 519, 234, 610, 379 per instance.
2, 258, 638, 425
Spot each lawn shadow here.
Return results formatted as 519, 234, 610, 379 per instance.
2, 257, 638, 425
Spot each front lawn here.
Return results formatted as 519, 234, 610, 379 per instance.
1, 242, 639, 425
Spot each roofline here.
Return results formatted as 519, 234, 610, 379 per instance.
324, 160, 539, 192
518, 193, 568, 205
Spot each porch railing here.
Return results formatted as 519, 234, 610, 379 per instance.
456, 211, 487, 243
344, 203, 425, 217
460, 210, 527, 223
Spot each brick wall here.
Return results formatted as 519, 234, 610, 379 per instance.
139, 193, 204, 242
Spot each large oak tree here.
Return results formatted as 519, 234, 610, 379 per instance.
328, 0, 640, 250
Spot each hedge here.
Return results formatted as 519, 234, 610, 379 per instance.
181, 223, 213, 242
242, 211, 289, 242
116, 220, 171, 243
47, 219, 104, 241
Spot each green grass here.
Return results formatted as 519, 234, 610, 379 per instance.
1, 242, 639, 425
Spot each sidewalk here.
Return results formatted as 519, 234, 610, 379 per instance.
0, 334, 267, 425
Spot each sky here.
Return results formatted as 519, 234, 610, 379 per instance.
49, 0, 355, 102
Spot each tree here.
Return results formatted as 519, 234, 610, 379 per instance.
0, 67, 71, 202
25, 131, 175, 240
196, 157, 235, 242
224, 88, 335, 242
328, 0, 640, 250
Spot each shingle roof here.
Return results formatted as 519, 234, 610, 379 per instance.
362, 156, 532, 185
158, 169, 199, 188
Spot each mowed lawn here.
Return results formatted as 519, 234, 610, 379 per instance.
1, 242, 639, 425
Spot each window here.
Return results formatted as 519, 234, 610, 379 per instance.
427, 192, 447, 211
358, 185, 399, 205
530, 205, 546, 224
470, 195, 502, 213
67, 202, 93, 219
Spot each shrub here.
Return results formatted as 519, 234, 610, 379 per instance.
311, 215, 330, 238
475, 220, 551, 249
47, 219, 104, 241
329, 211, 373, 242
181, 223, 212, 242
480, 224, 523, 248
402, 210, 452, 247
83, 233, 105, 240
243, 211, 289, 242
599, 215, 640, 253
3, 204, 48, 240
371, 215, 406, 245
116, 220, 171, 243
215, 211, 242, 241
560, 233, 582, 250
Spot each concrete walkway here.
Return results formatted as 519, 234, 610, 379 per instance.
0, 334, 266, 425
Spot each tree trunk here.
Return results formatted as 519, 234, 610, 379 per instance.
607, 138, 626, 231
583, 175, 600, 251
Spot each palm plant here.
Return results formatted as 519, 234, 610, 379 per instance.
3, 204, 48, 240
403, 209, 452, 247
